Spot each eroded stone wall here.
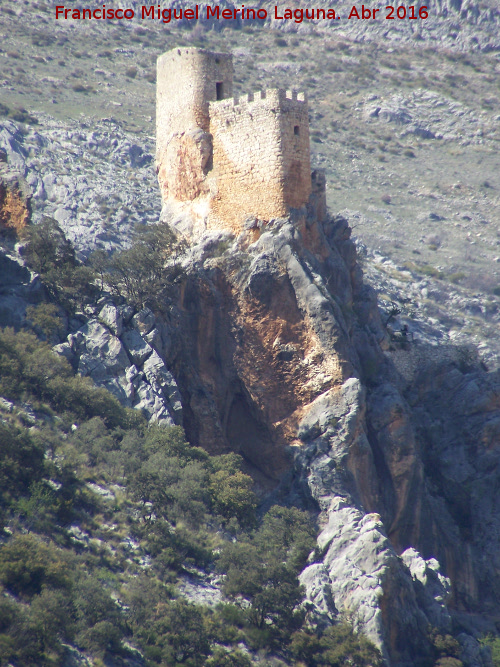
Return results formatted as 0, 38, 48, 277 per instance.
279, 91, 311, 209
156, 47, 233, 147
156, 48, 233, 204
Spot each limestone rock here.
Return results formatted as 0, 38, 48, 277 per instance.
299, 562, 337, 625
77, 319, 130, 382
52, 315, 183, 425
144, 326, 164, 355
0, 247, 45, 329
133, 380, 175, 426
143, 351, 183, 421
457, 633, 494, 667
0, 116, 160, 257
400, 548, 452, 631
131, 308, 155, 335
121, 328, 153, 367
98, 303, 123, 337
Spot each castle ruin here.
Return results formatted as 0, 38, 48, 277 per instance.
156, 47, 318, 236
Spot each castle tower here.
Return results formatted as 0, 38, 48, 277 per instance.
156, 47, 233, 155
156, 48, 313, 237
209, 89, 311, 230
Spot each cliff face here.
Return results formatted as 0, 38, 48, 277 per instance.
159, 208, 499, 665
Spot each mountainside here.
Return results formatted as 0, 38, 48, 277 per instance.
1, 170, 500, 665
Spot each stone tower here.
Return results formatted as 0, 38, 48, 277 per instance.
156, 47, 314, 236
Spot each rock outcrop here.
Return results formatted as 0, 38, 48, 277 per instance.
53, 305, 182, 426
0, 117, 159, 256
157, 206, 499, 665
1, 114, 499, 664
0, 174, 31, 236
2, 183, 498, 664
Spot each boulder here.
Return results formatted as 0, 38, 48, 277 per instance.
121, 328, 153, 366
98, 303, 123, 336
76, 319, 130, 381
131, 308, 155, 335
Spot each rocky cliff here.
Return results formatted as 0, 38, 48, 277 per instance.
144, 205, 499, 665
2, 185, 499, 664
1, 127, 499, 666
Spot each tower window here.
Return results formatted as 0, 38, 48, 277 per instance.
294, 125, 300, 136
216, 82, 224, 100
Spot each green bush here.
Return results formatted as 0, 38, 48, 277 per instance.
0, 423, 45, 510
480, 635, 500, 666
0, 535, 72, 598
0, 327, 129, 428
129, 597, 210, 666
209, 469, 257, 528
290, 623, 383, 666
205, 646, 252, 666
22, 216, 97, 309
317, 623, 383, 666
90, 223, 185, 310
218, 506, 316, 647
25, 303, 64, 339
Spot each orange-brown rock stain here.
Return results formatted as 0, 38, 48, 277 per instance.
0, 182, 30, 235
175, 259, 344, 485
233, 282, 344, 462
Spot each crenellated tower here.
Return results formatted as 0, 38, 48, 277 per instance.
156, 47, 317, 237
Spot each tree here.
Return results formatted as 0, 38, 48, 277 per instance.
28, 588, 73, 653
22, 216, 97, 309
480, 635, 500, 667
98, 223, 185, 310
317, 623, 383, 666
0, 535, 71, 598
0, 422, 45, 511
149, 600, 210, 666
218, 506, 316, 646
209, 469, 257, 528
22, 216, 75, 276
25, 303, 64, 340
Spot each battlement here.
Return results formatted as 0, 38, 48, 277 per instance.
210, 89, 307, 111
156, 48, 313, 236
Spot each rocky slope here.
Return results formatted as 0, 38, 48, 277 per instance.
155, 207, 499, 665
2, 144, 500, 665
0, 116, 159, 256
1, 3, 499, 661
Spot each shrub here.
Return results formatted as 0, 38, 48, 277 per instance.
205, 647, 252, 666
218, 506, 316, 646
96, 223, 185, 310
0, 535, 72, 598
0, 422, 45, 510
25, 303, 64, 339
0, 328, 129, 427
480, 635, 500, 666
209, 469, 257, 528
135, 599, 210, 666
317, 622, 383, 666
429, 627, 462, 663
22, 217, 97, 309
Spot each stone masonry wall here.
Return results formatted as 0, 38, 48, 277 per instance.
279, 92, 311, 209
156, 47, 233, 153
208, 90, 311, 233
